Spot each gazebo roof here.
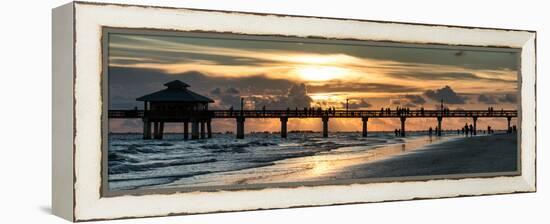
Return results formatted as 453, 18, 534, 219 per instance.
136, 80, 214, 103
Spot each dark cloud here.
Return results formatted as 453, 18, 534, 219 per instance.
344, 99, 372, 109
287, 84, 314, 108
210, 88, 221, 95
108, 67, 294, 109
478, 94, 497, 104
308, 82, 421, 93
219, 94, 241, 108
245, 84, 313, 109
499, 94, 517, 103
424, 86, 466, 104
404, 95, 426, 104
225, 87, 240, 95
390, 99, 401, 105
388, 72, 516, 83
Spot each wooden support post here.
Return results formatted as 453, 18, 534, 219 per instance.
280, 117, 288, 138
437, 116, 442, 136
153, 122, 159, 139
362, 117, 368, 137
507, 116, 512, 133
207, 119, 212, 138
183, 121, 189, 140
322, 116, 329, 138
236, 117, 245, 139
400, 117, 406, 137
473, 116, 478, 136
200, 121, 206, 139
191, 119, 199, 140
158, 122, 164, 139
142, 118, 151, 139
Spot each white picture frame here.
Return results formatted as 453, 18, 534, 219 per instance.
52, 1, 536, 221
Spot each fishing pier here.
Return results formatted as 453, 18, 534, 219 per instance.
108, 80, 518, 140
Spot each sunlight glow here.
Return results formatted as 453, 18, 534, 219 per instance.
295, 66, 348, 82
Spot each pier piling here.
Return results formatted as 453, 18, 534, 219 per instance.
362, 117, 368, 137
236, 117, 245, 139
200, 121, 206, 139
437, 116, 443, 136
507, 116, 512, 133
322, 116, 329, 138
143, 119, 151, 139
280, 117, 288, 138
207, 119, 212, 138
473, 116, 478, 135
183, 121, 189, 140
191, 120, 199, 140
400, 117, 406, 137
153, 122, 159, 139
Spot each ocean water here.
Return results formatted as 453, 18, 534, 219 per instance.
108, 132, 456, 191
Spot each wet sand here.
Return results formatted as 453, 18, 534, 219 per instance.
336, 133, 518, 179
238, 134, 518, 184
154, 133, 517, 189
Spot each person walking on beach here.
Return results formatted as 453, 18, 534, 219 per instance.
428, 127, 433, 136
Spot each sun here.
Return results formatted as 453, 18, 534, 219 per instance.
295, 66, 347, 82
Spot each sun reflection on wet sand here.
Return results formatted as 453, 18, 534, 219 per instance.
188, 135, 459, 186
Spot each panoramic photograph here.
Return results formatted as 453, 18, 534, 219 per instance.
106, 31, 519, 191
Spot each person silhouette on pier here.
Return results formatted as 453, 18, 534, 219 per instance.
428, 127, 433, 136
464, 123, 470, 136
469, 124, 474, 136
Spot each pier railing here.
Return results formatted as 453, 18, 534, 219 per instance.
108, 109, 517, 119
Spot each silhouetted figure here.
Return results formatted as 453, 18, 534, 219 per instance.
513, 125, 517, 133
457, 129, 460, 134
469, 124, 474, 136
428, 127, 433, 136
465, 124, 470, 136
229, 106, 234, 116
395, 129, 399, 136
461, 127, 465, 134
487, 125, 492, 135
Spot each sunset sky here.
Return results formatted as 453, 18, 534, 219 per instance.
108, 33, 519, 133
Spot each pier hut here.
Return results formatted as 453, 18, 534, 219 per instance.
137, 80, 214, 140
